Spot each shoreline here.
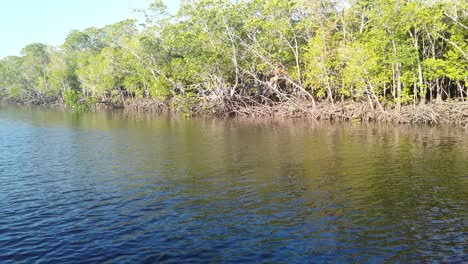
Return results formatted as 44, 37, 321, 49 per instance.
3, 97, 468, 128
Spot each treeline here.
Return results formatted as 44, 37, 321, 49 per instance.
0, 0, 467, 115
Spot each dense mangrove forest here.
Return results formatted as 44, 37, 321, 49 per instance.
0, 0, 467, 124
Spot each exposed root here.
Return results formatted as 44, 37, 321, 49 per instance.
82, 94, 468, 127
196, 96, 468, 126
122, 98, 169, 112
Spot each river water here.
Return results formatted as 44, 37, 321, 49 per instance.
0, 105, 466, 263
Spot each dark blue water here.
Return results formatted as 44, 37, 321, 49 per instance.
0, 106, 466, 263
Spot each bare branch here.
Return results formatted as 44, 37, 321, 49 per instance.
444, 10, 468, 30
439, 35, 468, 62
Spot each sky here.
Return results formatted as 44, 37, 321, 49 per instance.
0, 0, 179, 59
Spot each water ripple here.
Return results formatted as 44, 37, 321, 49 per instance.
0, 108, 466, 263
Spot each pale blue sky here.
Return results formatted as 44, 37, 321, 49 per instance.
0, 0, 179, 59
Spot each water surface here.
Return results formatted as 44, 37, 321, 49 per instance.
0, 105, 466, 263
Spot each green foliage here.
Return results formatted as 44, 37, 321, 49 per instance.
63, 90, 95, 111
0, 0, 466, 111
170, 93, 202, 117
147, 77, 171, 99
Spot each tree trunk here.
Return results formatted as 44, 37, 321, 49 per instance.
416, 34, 425, 104
391, 39, 401, 111
457, 80, 464, 101
436, 79, 442, 103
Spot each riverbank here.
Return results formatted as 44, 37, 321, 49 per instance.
122, 98, 468, 127
3, 96, 468, 128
